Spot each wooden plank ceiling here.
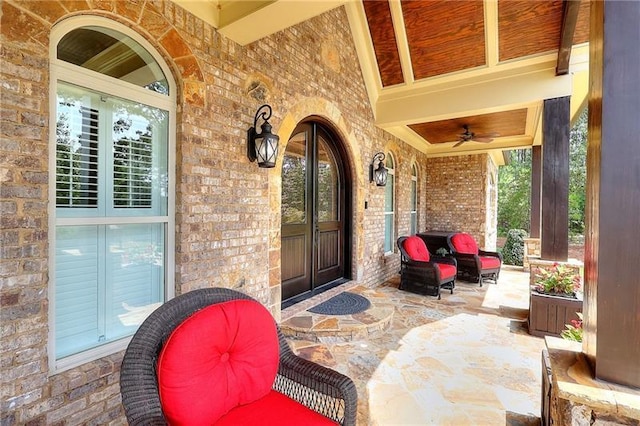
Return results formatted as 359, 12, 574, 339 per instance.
359, 0, 590, 156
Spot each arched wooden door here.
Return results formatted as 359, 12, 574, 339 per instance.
281, 122, 350, 302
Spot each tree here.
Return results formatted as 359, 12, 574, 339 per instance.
568, 108, 588, 236
497, 108, 588, 238
497, 149, 531, 236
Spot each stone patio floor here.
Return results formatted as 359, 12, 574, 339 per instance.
281, 266, 547, 425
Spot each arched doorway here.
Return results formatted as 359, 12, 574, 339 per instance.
281, 121, 352, 302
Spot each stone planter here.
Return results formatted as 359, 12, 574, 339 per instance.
528, 291, 582, 338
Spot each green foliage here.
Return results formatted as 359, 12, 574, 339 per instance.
502, 229, 527, 266
498, 150, 531, 236
569, 108, 588, 236
497, 108, 588, 237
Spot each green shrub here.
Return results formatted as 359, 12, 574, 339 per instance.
502, 229, 528, 266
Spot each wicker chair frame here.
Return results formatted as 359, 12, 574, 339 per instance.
397, 236, 457, 299
446, 234, 502, 287
120, 287, 357, 425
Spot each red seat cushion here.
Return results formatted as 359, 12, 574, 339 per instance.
436, 263, 457, 279
451, 233, 479, 255
479, 256, 501, 269
157, 299, 279, 425
403, 236, 430, 261
216, 390, 338, 426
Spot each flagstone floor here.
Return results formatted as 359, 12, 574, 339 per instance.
281, 266, 547, 426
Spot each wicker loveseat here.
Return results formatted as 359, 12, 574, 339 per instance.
120, 287, 357, 425
448, 232, 502, 286
397, 235, 457, 299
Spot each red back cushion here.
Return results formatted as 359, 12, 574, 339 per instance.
157, 299, 279, 425
403, 236, 430, 261
451, 233, 479, 255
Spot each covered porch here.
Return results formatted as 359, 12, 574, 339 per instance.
2, 0, 639, 424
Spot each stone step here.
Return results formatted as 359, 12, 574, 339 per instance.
280, 302, 394, 343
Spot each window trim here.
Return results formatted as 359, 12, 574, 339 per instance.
48, 16, 176, 374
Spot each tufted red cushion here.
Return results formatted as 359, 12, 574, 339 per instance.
403, 236, 430, 261
216, 390, 338, 426
480, 256, 501, 269
157, 299, 279, 425
436, 263, 457, 279
451, 233, 479, 255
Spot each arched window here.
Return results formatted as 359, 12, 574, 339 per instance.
384, 153, 395, 253
49, 17, 175, 372
410, 163, 418, 234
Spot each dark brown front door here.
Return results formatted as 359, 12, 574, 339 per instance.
281, 122, 349, 301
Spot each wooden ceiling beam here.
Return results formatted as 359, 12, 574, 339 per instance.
556, 0, 582, 75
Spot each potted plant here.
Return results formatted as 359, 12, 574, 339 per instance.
528, 262, 583, 338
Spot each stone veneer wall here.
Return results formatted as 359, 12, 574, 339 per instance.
545, 338, 640, 426
524, 238, 542, 270
0, 1, 439, 424
424, 154, 498, 250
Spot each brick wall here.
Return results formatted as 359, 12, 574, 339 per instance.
424, 154, 497, 249
0, 1, 488, 424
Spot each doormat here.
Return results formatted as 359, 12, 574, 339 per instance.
307, 292, 371, 316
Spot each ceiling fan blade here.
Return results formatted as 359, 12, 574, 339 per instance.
453, 140, 466, 148
472, 137, 494, 143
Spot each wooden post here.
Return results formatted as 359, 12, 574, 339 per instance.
583, 0, 640, 389
541, 97, 569, 261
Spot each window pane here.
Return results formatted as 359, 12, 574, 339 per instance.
56, 85, 100, 209
55, 225, 100, 358
317, 138, 338, 222
55, 223, 164, 359
111, 99, 168, 214
282, 132, 307, 224
385, 174, 394, 212
57, 27, 169, 95
384, 214, 394, 252
384, 173, 394, 252
106, 223, 164, 340
411, 212, 417, 235
411, 180, 417, 210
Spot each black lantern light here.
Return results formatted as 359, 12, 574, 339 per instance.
247, 104, 279, 168
369, 152, 388, 186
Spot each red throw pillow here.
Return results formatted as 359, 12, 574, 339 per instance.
451, 233, 479, 255
403, 236, 430, 261
157, 299, 279, 425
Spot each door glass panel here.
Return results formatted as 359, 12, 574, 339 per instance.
317, 138, 338, 222
282, 132, 307, 224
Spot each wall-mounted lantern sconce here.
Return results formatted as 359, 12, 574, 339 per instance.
247, 104, 279, 168
369, 152, 388, 186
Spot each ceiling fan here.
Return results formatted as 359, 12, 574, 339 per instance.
453, 125, 499, 148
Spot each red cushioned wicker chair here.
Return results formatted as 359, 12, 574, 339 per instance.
448, 232, 502, 286
397, 236, 457, 299
120, 287, 357, 426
